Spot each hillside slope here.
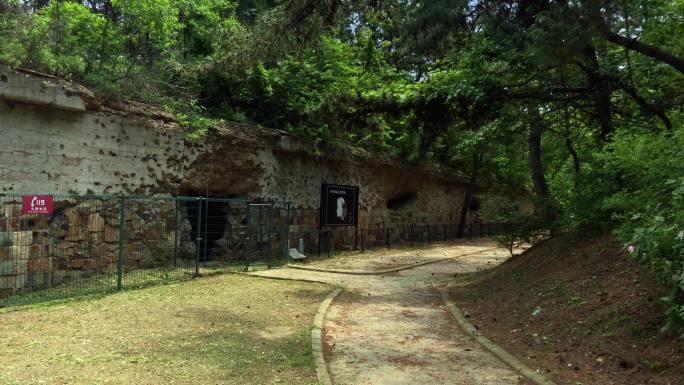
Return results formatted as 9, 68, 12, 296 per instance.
451, 233, 684, 385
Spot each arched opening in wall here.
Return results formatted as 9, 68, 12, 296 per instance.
182, 191, 233, 260
387, 191, 418, 211
468, 196, 481, 212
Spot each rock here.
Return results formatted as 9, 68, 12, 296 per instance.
26, 271, 51, 287
0, 260, 13, 275
87, 213, 105, 233
52, 270, 68, 285
10, 245, 30, 260
28, 258, 52, 272
0, 232, 10, 246
30, 244, 49, 258
90, 243, 107, 259
104, 226, 119, 243
89, 231, 104, 244
64, 209, 86, 241
289, 248, 307, 260
178, 242, 196, 258
70, 258, 97, 270
2, 204, 20, 219
0, 274, 26, 289
0, 247, 9, 261
11, 231, 33, 246
57, 243, 76, 258
0, 275, 14, 289
141, 221, 163, 241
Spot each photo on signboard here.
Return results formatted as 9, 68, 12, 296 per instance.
320, 184, 359, 227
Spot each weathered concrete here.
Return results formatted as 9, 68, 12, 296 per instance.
0, 66, 86, 112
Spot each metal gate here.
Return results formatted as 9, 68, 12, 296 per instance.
180, 197, 244, 275
245, 203, 292, 268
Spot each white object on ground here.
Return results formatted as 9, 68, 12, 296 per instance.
289, 248, 307, 260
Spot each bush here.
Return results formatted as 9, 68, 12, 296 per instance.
619, 179, 684, 335
483, 195, 548, 256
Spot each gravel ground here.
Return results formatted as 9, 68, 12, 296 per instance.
254, 245, 530, 385
291, 239, 503, 271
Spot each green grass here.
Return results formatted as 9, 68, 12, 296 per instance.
0, 259, 279, 310
0, 274, 329, 385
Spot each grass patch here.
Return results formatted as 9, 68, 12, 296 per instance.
0, 274, 329, 385
0, 260, 278, 310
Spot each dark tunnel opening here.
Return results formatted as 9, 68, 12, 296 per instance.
184, 193, 229, 261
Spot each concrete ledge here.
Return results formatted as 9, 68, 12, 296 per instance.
442, 286, 558, 385
287, 247, 501, 275
0, 66, 86, 112
313, 288, 342, 385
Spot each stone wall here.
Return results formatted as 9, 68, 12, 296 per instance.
0, 66, 480, 294
0, 196, 197, 296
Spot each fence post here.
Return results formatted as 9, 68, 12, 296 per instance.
202, 198, 209, 266
195, 197, 203, 276
117, 196, 125, 291
173, 199, 179, 267
328, 230, 332, 258
318, 229, 323, 258
354, 226, 358, 250
267, 204, 274, 268
244, 202, 251, 272
284, 202, 292, 263
361, 228, 365, 252
386, 227, 390, 250
427, 224, 431, 244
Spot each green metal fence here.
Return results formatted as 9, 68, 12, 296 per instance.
0, 192, 498, 307
0, 193, 291, 307
292, 222, 504, 258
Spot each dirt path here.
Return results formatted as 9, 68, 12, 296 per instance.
253, 246, 527, 385
290, 240, 498, 271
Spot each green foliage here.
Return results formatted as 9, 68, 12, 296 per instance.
165, 98, 223, 140
482, 194, 547, 256
2, 0, 684, 333
604, 126, 684, 334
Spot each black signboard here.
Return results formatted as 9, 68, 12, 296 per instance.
320, 184, 359, 227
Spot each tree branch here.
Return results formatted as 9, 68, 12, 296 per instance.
596, 21, 684, 76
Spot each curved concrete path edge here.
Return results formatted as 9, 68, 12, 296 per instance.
235, 272, 342, 385
313, 288, 343, 385
287, 247, 501, 275
441, 286, 558, 385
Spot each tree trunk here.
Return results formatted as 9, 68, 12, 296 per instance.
581, 45, 613, 144
457, 149, 483, 238
528, 107, 555, 223
563, 107, 581, 180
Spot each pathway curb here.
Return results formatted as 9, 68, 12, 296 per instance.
442, 286, 558, 385
237, 270, 336, 287
313, 288, 342, 385
287, 247, 501, 275
241, 271, 341, 385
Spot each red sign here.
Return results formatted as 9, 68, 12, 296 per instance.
22, 195, 54, 215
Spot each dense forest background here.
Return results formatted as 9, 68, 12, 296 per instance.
1, 0, 683, 333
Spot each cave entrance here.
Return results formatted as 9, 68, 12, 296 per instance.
183, 194, 232, 261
